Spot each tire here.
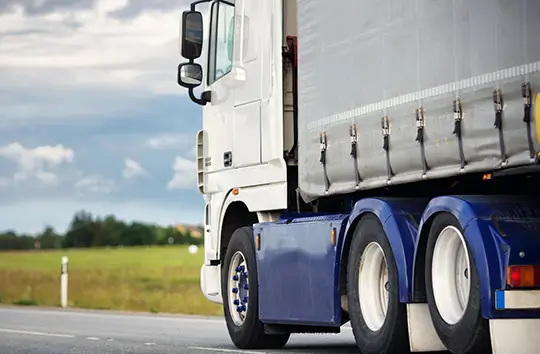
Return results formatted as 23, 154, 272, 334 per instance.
346, 215, 410, 354
425, 213, 491, 354
221, 226, 290, 349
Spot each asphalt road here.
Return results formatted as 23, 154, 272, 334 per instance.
0, 307, 359, 354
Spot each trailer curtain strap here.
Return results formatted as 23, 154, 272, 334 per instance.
493, 89, 507, 164
522, 82, 536, 161
452, 98, 466, 170
381, 116, 394, 181
415, 107, 429, 175
349, 124, 362, 187
319, 132, 331, 192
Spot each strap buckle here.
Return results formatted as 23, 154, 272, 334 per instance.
349, 124, 358, 144
522, 82, 532, 107
381, 116, 390, 136
416, 107, 425, 128
453, 98, 463, 121
493, 89, 503, 113
319, 132, 327, 152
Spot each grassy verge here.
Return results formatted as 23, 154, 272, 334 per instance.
0, 246, 222, 316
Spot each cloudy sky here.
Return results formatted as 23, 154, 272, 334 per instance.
0, 0, 205, 233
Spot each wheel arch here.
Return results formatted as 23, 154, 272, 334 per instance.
411, 196, 503, 318
218, 195, 258, 262
339, 198, 426, 304
216, 183, 288, 263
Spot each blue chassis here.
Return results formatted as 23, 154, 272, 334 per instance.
252, 195, 540, 327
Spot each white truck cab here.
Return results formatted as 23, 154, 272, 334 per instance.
177, 0, 298, 304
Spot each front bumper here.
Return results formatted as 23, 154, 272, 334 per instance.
200, 264, 223, 304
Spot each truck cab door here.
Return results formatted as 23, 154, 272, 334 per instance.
203, 0, 237, 173
204, 0, 263, 172
230, 0, 262, 168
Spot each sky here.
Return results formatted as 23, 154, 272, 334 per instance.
0, 0, 206, 234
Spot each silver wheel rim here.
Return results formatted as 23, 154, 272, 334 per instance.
358, 242, 389, 331
431, 225, 471, 325
228, 251, 249, 326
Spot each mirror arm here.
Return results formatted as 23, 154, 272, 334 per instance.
190, 0, 212, 11
189, 88, 211, 106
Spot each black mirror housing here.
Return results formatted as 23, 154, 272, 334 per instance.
181, 11, 204, 60
177, 62, 203, 89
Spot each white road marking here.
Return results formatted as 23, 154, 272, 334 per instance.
0, 308, 225, 324
0, 328, 75, 338
86, 337, 100, 340
189, 347, 267, 354
144, 342, 156, 346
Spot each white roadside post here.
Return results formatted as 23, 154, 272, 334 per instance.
60, 256, 68, 308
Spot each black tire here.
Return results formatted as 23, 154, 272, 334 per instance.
221, 226, 290, 349
346, 215, 410, 354
425, 213, 491, 354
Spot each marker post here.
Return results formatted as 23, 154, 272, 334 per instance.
60, 256, 68, 308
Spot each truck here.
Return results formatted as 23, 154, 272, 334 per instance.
175, 1, 540, 353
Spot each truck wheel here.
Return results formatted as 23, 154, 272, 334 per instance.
221, 226, 290, 349
346, 215, 409, 354
425, 213, 491, 354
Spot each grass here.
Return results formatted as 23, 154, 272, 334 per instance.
0, 246, 222, 316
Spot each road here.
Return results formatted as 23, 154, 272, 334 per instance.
0, 307, 358, 354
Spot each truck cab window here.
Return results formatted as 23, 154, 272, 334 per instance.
207, 0, 235, 86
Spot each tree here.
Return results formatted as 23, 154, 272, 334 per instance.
0, 209, 204, 250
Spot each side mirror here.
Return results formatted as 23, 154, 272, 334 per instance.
181, 11, 203, 60
177, 62, 211, 106
177, 63, 203, 88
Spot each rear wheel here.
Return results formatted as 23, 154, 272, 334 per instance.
425, 213, 491, 354
347, 215, 410, 354
221, 226, 290, 349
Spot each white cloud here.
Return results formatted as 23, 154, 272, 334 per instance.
143, 133, 193, 150
74, 175, 114, 194
0, 142, 74, 185
0, 0, 189, 95
122, 158, 147, 180
33, 170, 59, 185
167, 156, 196, 189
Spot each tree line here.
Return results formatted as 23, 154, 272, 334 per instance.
0, 210, 203, 251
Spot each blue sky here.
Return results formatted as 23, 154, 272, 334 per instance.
0, 0, 205, 233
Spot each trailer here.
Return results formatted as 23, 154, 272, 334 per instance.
175, 0, 540, 353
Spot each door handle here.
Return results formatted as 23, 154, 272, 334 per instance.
223, 151, 232, 167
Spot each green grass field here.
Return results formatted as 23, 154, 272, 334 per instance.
0, 246, 222, 316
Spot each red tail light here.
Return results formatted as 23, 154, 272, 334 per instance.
506, 265, 540, 288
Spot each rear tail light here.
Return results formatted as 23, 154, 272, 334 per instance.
506, 265, 540, 288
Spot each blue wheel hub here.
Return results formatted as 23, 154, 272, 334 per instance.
228, 252, 250, 325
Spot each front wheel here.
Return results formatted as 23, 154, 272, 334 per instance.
221, 226, 290, 349
346, 215, 410, 354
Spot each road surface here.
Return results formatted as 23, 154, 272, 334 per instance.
0, 307, 358, 353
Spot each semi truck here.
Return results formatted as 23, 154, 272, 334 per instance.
175, 0, 540, 353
